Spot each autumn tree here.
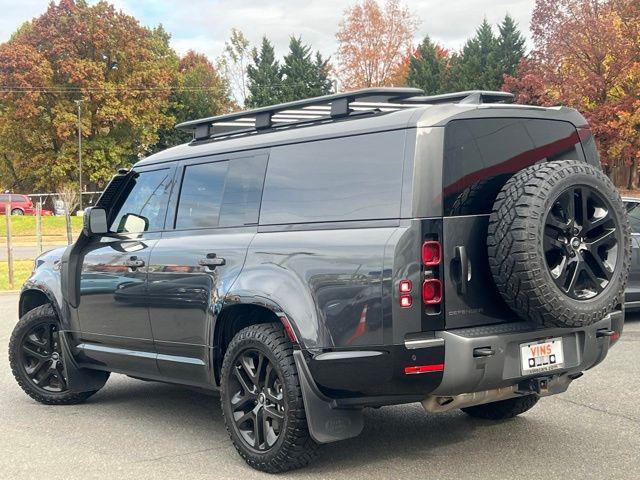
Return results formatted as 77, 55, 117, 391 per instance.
504, 0, 640, 188
336, 0, 419, 89
406, 36, 449, 95
0, 0, 175, 192
281, 37, 333, 102
246, 37, 284, 108
154, 50, 233, 151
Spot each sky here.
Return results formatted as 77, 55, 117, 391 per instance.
0, 0, 536, 61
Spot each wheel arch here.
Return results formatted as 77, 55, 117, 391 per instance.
19, 287, 60, 319
213, 299, 299, 384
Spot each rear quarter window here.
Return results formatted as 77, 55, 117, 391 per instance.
260, 131, 405, 224
443, 118, 581, 216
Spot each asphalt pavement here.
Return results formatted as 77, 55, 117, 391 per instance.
1, 292, 639, 480
0, 244, 67, 261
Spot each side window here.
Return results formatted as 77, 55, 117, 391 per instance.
176, 161, 228, 229
260, 132, 405, 224
110, 169, 173, 233
626, 202, 640, 234
174, 155, 268, 229
0, 194, 9, 202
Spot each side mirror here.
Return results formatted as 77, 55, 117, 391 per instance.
117, 213, 149, 233
83, 207, 108, 236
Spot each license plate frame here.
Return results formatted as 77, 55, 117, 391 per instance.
520, 337, 564, 375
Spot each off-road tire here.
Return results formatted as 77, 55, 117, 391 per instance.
488, 160, 631, 328
9, 304, 105, 405
462, 395, 539, 420
220, 323, 318, 473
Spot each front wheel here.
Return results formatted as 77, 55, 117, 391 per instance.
220, 323, 318, 473
11, 208, 24, 215
9, 304, 106, 405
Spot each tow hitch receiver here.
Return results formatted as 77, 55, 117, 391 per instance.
517, 374, 573, 397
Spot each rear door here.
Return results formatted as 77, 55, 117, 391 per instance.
441, 118, 586, 328
147, 153, 268, 386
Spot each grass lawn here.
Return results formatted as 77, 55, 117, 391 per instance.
0, 260, 33, 291
0, 215, 82, 242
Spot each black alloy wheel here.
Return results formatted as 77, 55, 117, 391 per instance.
228, 348, 286, 452
544, 185, 619, 300
20, 321, 67, 392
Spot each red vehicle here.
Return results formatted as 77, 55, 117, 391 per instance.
0, 193, 36, 215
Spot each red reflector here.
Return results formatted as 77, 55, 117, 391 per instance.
610, 331, 620, 343
422, 279, 442, 304
399, 294, 412, 308
399, 280, 412, 293
279, 315, 298, 343
405, 364, 445, 375
422, 241, 442, 266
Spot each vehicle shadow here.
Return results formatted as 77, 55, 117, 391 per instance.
91, 377, 547, 475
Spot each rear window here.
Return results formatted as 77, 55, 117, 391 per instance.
443, 118, 581, 216
260, 131, 405, 224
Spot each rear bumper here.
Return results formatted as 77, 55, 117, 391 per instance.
305, 310, 623, 404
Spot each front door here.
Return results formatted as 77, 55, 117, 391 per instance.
75, 166, 175, 375
147, 153, 268, 386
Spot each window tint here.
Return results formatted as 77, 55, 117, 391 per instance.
626, 202, 640, 234
110, 169, 172, 233
219, 155, 268, 227
443, 119, 580, 216
260, 132, 404, 224
176, 161, 228, 229
174, 155, 268, 229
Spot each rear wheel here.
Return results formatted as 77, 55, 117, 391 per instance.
462, 395, 539, 420
9, 304, 106, 405
220, 323, 318, 473
11, 208, 23, 215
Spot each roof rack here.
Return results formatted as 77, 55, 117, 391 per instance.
400, 90, 514, 105
176, 87, 423, 141
175, 88, 515, 141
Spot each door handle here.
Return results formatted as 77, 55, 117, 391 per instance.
124, 257, 145, 269
198, 254, 226, 269
454, 246, 468, 295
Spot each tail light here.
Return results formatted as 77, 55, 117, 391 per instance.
422, 279, 442, 304
398, 279, 413, 308
422, 241, 441, 266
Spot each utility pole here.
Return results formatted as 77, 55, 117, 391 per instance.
75, 99, 83, 211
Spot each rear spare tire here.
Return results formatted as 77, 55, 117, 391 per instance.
488, 160, 630, 328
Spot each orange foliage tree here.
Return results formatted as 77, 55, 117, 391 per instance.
0, 0, 177, 191
335, 0, 419, 90
504, 0, 640, 188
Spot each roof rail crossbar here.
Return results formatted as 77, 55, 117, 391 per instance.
175, 87, 424, 140
401, 90, 514, 105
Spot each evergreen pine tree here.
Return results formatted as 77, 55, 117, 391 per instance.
246, 37, 284, 108
450, 19, 502, 91
406, 36, 447, 95
496, 14, 526, 79
281, 37, 332, 102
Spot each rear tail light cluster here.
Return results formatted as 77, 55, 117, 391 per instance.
397, 239, 443, 309
422, 240, 442, 308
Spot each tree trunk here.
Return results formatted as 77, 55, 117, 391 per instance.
627, 157, 638, 191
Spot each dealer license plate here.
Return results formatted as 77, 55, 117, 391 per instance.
520, 337, 564, 375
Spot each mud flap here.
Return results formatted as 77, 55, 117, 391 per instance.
59, 332, 110, 392
293, 351, 364, 444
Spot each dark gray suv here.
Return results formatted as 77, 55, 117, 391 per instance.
9, 88, 630, 473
